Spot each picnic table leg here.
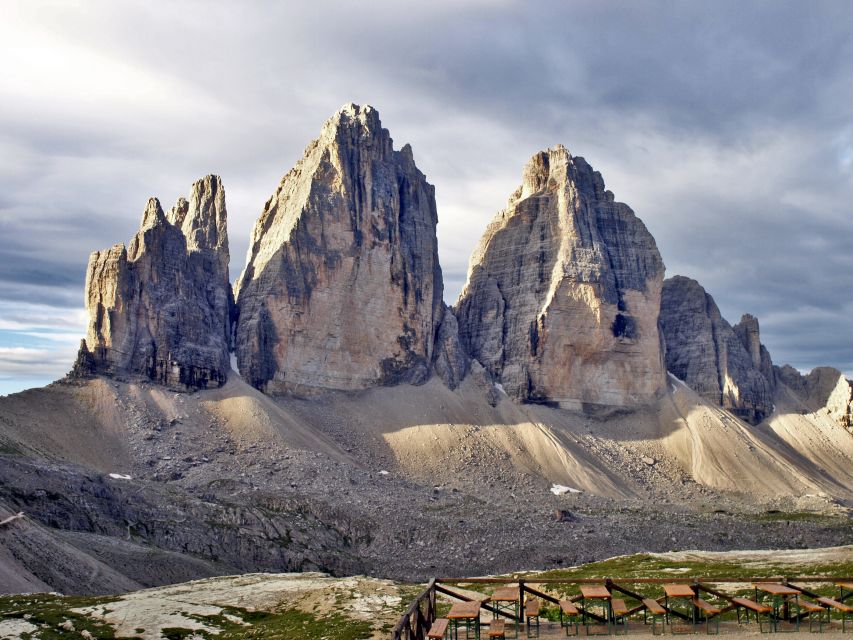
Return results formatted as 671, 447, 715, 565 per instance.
604, 600, 616, 635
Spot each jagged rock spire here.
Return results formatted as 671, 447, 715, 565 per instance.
660, 276, 774, 424
73, 176, 233, 389
455, 145, 667, 410
234, 103, 444, 394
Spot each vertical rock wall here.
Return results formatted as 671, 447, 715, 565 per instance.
455, 146, 667, 410
75, 176, 232, 389
660, 276, 774, 424
234, 104, 444, 394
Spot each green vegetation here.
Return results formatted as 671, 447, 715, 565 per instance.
0, 594, 375, 640
194, 608, 374, 639
444, 552, 853, 616
0, 593, 121, 639
523, 552, 853, 584
754, 511, 849, 525
0, 440, 22, 455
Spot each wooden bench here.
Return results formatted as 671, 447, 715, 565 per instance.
732, 597, 773, 633
526, 598, 541, 635
427, 618, 449, 639
643, 599, 666, 635
560, 600, 580, 635
816, 596, 853, 632
611, 599, 629, 635
693, 598, 722, 635
487, 618, 506, 638
796, 600, 828, 632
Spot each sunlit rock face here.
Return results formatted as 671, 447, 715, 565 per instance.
234, 104, 444, 394
455, 145, 667, 411
74, 176, 232, 389
660, 276, 774, 424
776, 364, 852, 425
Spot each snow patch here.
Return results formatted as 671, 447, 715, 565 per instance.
550, 484, 582, 495
108, 473, 132, 480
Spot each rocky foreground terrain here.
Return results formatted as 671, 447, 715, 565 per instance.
1, 546, 851, 639
0, 370, 851, 596
1, 102, 851, 603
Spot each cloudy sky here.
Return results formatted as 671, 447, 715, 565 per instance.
1, 0, 852, 395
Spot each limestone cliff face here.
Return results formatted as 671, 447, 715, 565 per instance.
234, 104, 444, 394
660, 276, 773, 424
431, 306, 468, 390
776, 364, 852, 424
75, 176, 232, 389
455, 146, 667, 410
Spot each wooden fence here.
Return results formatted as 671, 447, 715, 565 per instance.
392, 575, 853, 638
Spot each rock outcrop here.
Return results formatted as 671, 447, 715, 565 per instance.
660, 276, 774, 424
734, 313, 776, 386
455, 145, 667, 410
234, 104, 444, 394
74, 176, 232, 389
776, 364, 852, 424
431, 307, 468, 390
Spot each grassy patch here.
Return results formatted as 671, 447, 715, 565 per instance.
524, 553, 853, 584
194, 608, 374, 639
0, 593, 121, 639
1, 595, 376, 640
0, 441, 22, 455
435, 554, 853, 605
754, 511, 849, 525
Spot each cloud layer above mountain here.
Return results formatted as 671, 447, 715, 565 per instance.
2, 0, 852, 394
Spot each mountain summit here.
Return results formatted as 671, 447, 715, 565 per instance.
234, 104, 445, 394
455, 145, 667, 410
73, 175, 232, 389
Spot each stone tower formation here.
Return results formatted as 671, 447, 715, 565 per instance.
74, 175, 232, 389
71, 103, 851, 424
455, 146, 667, 410
233, 104, 444, 394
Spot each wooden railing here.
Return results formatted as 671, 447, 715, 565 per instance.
392, 575, 853, 637
392, 578, 437, 640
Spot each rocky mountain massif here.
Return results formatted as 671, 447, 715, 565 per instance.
455, 146, 667, 410
660, 275, 852, 426
73, 176, 232, 390
659, 276, 776, 424
2, 102, 852, 598
234, 104, 445, 394
66, 102, 851, 425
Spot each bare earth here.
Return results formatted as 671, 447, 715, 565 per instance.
0, 370, 851, 596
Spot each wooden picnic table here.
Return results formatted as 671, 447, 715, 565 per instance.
663, 584, 696, 598
754, 583, 800, 596
580, 585, 612, 634
448, 600, 485, 640
490, 587, 520, 626
580, 585, 612, 600
663, 583, 697, 632
754, 583, 802, 630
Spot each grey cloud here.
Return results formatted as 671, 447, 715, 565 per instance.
1, 0, 853, 391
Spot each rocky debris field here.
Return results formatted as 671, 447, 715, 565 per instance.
1, 379, 851, 595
